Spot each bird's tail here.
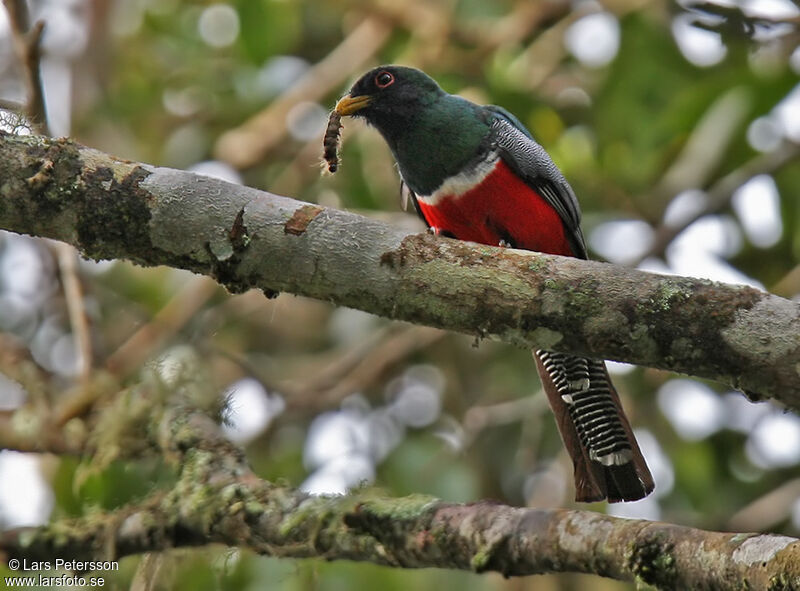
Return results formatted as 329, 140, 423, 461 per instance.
534, 350, 654, 503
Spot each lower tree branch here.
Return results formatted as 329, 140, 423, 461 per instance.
3, 394, 798, 589
0, 132, 798, 406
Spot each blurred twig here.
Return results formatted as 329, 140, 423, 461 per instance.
285, 324, 446, 411
0, 376, 119, 454
686, 2, 800, 39
504, 9, 576, 93
649, 88, 751, 218
0, 415, 79, 454
505, 0, 651, 94
457, 0, 571, 50
772, 264, 800, 299
0, 353, 119, 454
51, 371, 119, 427
2, 0, 48, 135
366, 0, 451, 65
214, 16, 392, 169
0, 333, 122, 454
727, 478, 800, 532
130, 554, 165, 591
55, 243, 93, 385
214, 323, 445, 414
629, 141, 800, 266
106, 275, 220, 378
0, 98, 25, 112
369, 0, 572, 65
461, 394, 547, 448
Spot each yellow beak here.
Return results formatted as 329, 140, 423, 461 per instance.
335, 94, 372, 116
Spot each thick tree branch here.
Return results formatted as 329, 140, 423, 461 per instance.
2, 392, 799, 589
0, 132, 798, 406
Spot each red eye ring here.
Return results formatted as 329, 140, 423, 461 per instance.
375, 71, 394, 88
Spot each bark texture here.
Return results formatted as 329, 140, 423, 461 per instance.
0, 132, 798, 405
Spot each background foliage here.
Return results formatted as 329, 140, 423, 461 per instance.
1, 0, 799, 589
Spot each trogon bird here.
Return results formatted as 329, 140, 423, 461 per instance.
334, 65, 654, 503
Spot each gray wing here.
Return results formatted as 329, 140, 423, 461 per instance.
485, 105, 588, 259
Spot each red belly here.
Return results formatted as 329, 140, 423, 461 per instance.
417, 160, 574, 257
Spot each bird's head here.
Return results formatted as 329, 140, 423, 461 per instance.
334, 65, 444, 133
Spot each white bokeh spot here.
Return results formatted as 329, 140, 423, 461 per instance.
672, 14, 727, 67
222, 378, 285, 444
564, 12, 620, 68
286, 101, 328, 142
189, 160, 244, 185
0, 451, 53, 528
747, 116, 783, 153
731, 175, 782, 248
747, 412, 800, 468
589, 219, 654, 264
198, 4, 240, 48
773, 83, 800, 143
658, 379, 724, 441
662, 190, 708, 228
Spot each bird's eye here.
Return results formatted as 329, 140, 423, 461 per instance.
375, 71, 394, 88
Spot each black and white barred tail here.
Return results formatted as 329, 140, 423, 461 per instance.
537, 351, 633, 466
534, 350, 654, 503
